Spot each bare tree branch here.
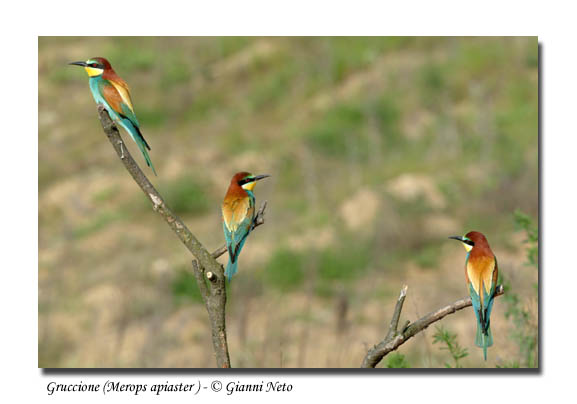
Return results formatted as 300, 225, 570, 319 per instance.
97, 106, 255, 368
191, 259, 230, 367
385, 285, 408, 341
361, 284, 505, 368
98, 105, 504, 369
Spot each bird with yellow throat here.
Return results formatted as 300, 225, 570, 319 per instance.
69, 57, 156, 175
221, 172, 269, 281
449, 231, 499, 360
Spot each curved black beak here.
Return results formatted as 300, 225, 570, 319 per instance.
69, 61, 87, 67
253, 174, 270, 182
448, 236, 464, 242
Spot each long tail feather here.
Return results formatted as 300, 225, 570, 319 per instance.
135, 139, 157, 176
225, 259, 238, 282
120, 119, 157, 176
475, 322, 493, 360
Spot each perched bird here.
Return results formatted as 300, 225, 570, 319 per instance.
449, 231, 499, 360
221, 172, 269, 281
69, 57, 156, 175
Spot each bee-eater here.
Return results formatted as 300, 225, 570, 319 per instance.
449, 231, 499, 360
221, 172, 270, 281
69, 57, 156, 175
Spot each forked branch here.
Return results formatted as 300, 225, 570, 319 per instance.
96, 106, 267, 368
191, 200, 267, 367
361, 284, 505, 368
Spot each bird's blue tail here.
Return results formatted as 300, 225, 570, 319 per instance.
120, 119, 157, 176
475, 322, 493, 361
135, 139, 157, 176
225, 259, 238, 282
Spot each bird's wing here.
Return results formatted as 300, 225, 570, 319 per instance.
222, 196, 255, 260
481, 257, 497, 298
466, 256, 496, 302
100, 80, 139, 126
492, 256, 499, 290
482, 255, 499, 321
100, 82, 123, 115
109, 79, 135, 112
229, 216, 253, 262
222, 196, 253, 233
467, 255, 497, 334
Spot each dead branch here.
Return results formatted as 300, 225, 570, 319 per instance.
97, 106, 264, 368
361, 284, 505, 368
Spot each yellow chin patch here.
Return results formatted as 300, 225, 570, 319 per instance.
462, 242, 473, 252
242, 181, 256, 191
84, 66, 104, 77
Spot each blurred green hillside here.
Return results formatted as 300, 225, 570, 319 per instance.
38, 37, 538, 368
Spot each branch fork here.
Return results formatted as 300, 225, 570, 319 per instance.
361, 284, 505, 368
95, 107, 272, 368
96, 105, 503, 369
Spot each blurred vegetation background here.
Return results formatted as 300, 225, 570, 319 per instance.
38, 37, 538, 368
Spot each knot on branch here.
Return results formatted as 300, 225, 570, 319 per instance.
206, 271, 216, 282
149, 193, 163, 211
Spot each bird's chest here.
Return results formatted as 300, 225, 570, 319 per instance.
89, 77, 107, 105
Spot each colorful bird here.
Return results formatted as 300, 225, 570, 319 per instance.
221, 172, 270, 281
449, 231, 499, 360
69, 57, 156, 175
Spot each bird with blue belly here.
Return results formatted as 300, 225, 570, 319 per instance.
69, 57, 156, 175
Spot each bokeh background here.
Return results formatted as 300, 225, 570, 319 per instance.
38, 37, 538, 368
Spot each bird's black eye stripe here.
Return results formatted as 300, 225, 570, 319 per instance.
465, 239, 475, 247
238, 178, 253, 186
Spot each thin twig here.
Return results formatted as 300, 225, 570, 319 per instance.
361, 284, 505, 368
385, 285, 408, 341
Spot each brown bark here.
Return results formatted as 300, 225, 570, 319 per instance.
96, 106, 270, 368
